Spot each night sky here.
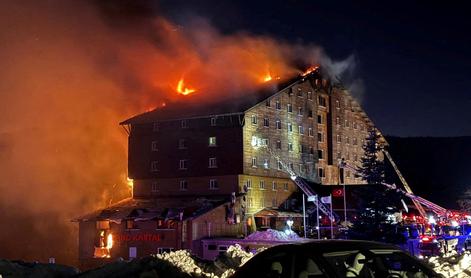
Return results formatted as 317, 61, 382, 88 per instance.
156, 0, 471, 137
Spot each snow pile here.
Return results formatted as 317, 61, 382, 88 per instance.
212, 244, 254, 277
155, 250, 216, 277
245, 228, 301, 241
427, 251, 471, 277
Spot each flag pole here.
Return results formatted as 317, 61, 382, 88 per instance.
316, 195, 320, 239
330, 194, 334, 239
302, 194, 306, 238
343, 184, 347, 223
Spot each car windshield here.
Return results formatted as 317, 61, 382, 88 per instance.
322, 249, 431, 278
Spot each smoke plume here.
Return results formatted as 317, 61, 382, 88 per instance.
0, 0, 355, 265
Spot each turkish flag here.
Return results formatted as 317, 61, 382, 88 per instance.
332, 188, 344, 197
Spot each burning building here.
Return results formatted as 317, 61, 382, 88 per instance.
75, 68, 377, 268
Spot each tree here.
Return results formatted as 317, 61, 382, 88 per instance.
358, 128, 385, 184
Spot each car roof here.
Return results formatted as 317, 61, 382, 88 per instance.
260, 240, 401, 254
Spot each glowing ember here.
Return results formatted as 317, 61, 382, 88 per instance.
176, 78, 196, 95
301, 66, 319, 77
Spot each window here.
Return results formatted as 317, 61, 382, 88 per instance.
126, 219, 136, 229
153, 122, 160, 132
209, 157, 217, 168
263, 118, 269, 127
307, 91, 313, 100
180, 180, 188, 191
318, 132, 323, 142
337, 134, 342, 143
251, 115, 257, 124
288, 142, 293, 152
272, 181, 277, 191
151, 182, 158, 192
283, 183, 289, 191
309, 146, 314, 154
318, 167, 325, 178
288, 162, 294, 170
308, 127, 314, 137
246, 179, 252, 189
247, 197, 253, 208
298, 107, 303, 116
276, 140, 282, 149
308, 109, 313, 118
179, 139, 187, 149
300, 144, 307, 153
181, 120, 188, 128
353, 137, 357, 145
345, 119, 350, 128
346, 136, 350, 144
276, 120, 281, 129
336, 100, 340, 109
336, 116, 340, 126
262, 138, 269, 146
259, 180, 265, 190
353, 154, 358, 162
151, 141, 158, 151
209, 136, 217, 147
129, 247, 137, 259
251, 157, 257, 167
318, 149, 324, 159
287, 103, 292, 113
210, 117, 217, 126
318, 96, 326, 107
317, 114, 323, 124
297, 89, 303, 97
287, 123, 293, 132
353, 122, 358, 129
209, 179, 218, 190
263, 159, 269, 169
266, 99, 271, 107
277, 161, 283, 170
299, 164, 304, 174
179, 160, 188, 170
298, 125, 304, 135
151, 161, 158, 172
275, 100, 281, 110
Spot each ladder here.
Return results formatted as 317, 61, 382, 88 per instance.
260, 142, 339, 222
382, 150, 427, 219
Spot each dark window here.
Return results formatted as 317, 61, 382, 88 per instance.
318, 96, 326, 107
317, 114, 323, 124
276, 100, 281, 110
318, 149, 323, 159
276, 140, 282, 149
266, 99, 271, 107
263, 118, 269, 127
181, 120, 188, 128
287, 103, 293, 113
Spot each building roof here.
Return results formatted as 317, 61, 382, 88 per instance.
120, 74, 310, 125
73, 196, 230, 223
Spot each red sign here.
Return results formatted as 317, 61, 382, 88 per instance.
115, 233, 161, 242
332, 189, 344, 197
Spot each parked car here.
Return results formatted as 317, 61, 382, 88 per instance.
418, 235, 444, 257
232, 240, 443, 278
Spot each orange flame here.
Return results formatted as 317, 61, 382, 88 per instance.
261, 69, 281, 83
106, 233, 113, 250
176, 78, 196, 95
301, 66, 319, 77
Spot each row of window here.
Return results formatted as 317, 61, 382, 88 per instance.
152, 116, 221, 132
335, 116, 365, 131
245, 179, 289, 191
150, 179, 219, 192
151, 137, 217, 152
336, 135, 363, 146
150, 157, 218, 172
337, 152, 360, 162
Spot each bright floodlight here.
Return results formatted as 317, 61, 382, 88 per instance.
286, 219, 294, 228
428, 216, 436, 225
451, 220, 459, 227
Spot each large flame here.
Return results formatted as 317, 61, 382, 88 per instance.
176, 78, 196, 95
301, 66, 320, 77
106, 233, 113, 250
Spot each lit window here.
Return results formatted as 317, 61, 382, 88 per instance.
151, 182, 158, 192
272, 181, 277, 191
151, 141, 158, 151
259, 180, 265, 190
251, 115, 257, 124
283, 183, 288, 191
298, 125, 304, 135
288, 142, 293, 152
263, 159, 269, 169
318, 133, 323, 142
209, 179, 218, 190
263, 118, 269, 127
151, 161, 158, 172
275, 100, 281, 110
181, 120, 188, 128
336, 100, 340, 109
179, 139, 187, 149
308, 128, 314, 137
179, 160, 188, 170
276, 140, 282, 149
287, 103, 292, 113
276, 120, 281, 129
210, 117, 217, 126
209, 157, 217, 168
209, 136, 217, 147
287, 123, 293, 132
180, 180, 188, 191
251, 157, 257, 167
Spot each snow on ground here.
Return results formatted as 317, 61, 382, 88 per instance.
427, 251, 471, 277
245, 228, 301, 241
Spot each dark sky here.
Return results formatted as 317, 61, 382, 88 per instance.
156, 0, 471, 137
